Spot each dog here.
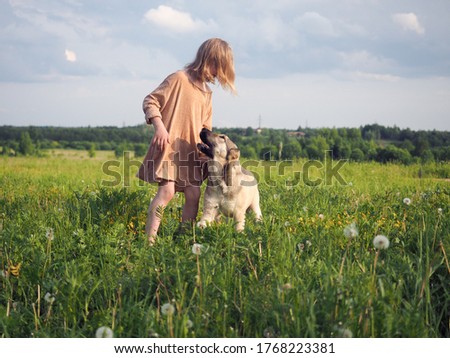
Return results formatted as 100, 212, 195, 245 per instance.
197, 128, 262, 231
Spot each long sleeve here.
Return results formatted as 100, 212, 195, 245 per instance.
142, 77, 171, 124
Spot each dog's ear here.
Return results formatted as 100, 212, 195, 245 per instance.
227, 148, 240, 161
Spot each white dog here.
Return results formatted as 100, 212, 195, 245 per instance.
197, 128, 262, 231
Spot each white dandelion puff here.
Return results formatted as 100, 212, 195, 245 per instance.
373, 235, 390, 250
46, 228, 54, 241
161, 303, 175, 316
95, 326, 114, 338
336, 327, 353, 338
192, 243, 204, 255
403, 197, 411, 205
263, 327, 276, 338
318, 214, 324, 220
44, 292, 55, 304
344, 222, 358, 239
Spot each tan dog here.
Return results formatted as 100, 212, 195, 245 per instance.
197, 128, 262, 231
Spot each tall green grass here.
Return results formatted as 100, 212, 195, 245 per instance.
0, 153, 449, 337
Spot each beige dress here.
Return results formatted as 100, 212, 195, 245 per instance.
137, 70, 212, 191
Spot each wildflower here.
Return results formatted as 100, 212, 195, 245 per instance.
344, 222, 358, 239
161, 303, 175, 316
192, 243, 204, 256
263, 327, 276, 338
8, 262, 21, 277
46, 228, 54, 241
95, 326, 114, 338
148, 330, 160, 338
336, 327, 353, 338
318, 214, 324, 220
403, 197, 411, 205
44, 292, 55, 304
373, 235, 390, 250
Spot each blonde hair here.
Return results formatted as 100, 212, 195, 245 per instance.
185, 38, 236, 93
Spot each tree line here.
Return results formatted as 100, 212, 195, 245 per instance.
0, 123, 449, 164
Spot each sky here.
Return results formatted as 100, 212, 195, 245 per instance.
1, 0, 449, 131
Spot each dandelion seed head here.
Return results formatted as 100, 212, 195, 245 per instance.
161, 303, 175, 316
44, 292, 55, 304
192, 243, 203, 255
46, 228, 54, 241
318, 214, 324, 220
403, 197, 411, 205
373, 235, 390, 250
95, 326, 114, 338
336, 327, 353, 338
344, 222, 358, 239
263, 327, 276, 338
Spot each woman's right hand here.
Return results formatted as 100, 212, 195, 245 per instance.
151, 117, 170, 151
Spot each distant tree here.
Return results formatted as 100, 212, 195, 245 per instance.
282, 140, 302, 160
350, 148, 365, 162
88, 143, 96, 158
376, 145, 413, 164
240, 145, 257, 159
134, 143, 148, 157
18, 132, 34, 156
115, 143, 130, 158
245, 127, 254, 137
420, 149, 434, 163
260, 145, 278, 161
306, 136, 328, 160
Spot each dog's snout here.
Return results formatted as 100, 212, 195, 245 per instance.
200, 127, 211, 142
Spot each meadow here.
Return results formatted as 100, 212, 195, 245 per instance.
0, 150, 449, 338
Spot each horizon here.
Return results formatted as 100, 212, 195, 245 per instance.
1, 122, 448, 133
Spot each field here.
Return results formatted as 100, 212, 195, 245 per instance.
0, 150, 449, 338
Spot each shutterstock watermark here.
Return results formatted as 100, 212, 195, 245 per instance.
101, 151, 348, 188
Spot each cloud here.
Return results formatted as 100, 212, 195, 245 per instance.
392, 13, 425, 35
353, 71, 400, 82
144, 5, 216, 33
339, 50, 395, 72
65, 49, 77, 62
296, 12, 337, 37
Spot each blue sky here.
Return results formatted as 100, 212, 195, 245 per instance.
1, 0, 449, 130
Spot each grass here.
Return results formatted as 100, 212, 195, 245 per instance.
0, 150, 449, 338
